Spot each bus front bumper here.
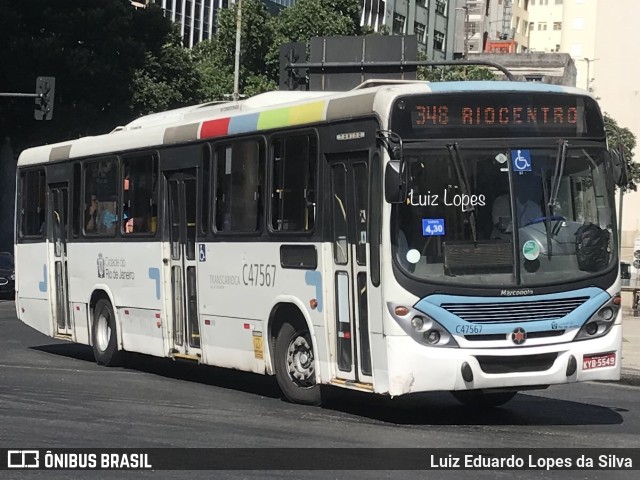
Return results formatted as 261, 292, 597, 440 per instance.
383, 324, 622, 396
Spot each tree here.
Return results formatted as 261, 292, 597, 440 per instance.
605, 114, 638, 191
0, 0, 180, 151
418, 65, 496, 82
267, 0, 365, 87
194, 0, 275, 101
131, 29, 204, 115
194, 0, 365, 101
273, 0, 363, 44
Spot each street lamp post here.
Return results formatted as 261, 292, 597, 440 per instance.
233, 0, 242, 102
582, 57, 599, 92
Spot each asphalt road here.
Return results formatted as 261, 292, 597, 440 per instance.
1, 299, 639, 480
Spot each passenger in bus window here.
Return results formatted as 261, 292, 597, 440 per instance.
86, 195, 98, 232
150, 204, 158, 233
99, 202, 117, 234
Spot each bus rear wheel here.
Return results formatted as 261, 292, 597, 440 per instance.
451, 390, 517, 408
274, 322, 321, 406
92, 298, 121, 366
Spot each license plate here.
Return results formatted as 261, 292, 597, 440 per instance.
582, 352, 616, 370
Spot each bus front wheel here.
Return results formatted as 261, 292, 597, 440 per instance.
92, 299, 121, 366
274, 322, 321, 406
451, 390, 517, 408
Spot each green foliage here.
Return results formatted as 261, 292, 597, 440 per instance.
195, 0, 364, 100
194, 0, 275, 100
605, 114, 638, 191
273, 0, 362, 43
0, 0, 179, 150
131, 30, 204, 115
215, 0, 275, 78
418, 65, 496, 82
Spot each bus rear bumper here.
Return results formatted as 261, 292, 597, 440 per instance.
384, 325, 622, 396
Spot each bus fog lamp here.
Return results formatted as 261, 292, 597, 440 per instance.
425, 330, 441, 344
585, 322, 598, 336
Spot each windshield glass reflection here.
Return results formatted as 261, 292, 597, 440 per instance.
393, 146, 616, 287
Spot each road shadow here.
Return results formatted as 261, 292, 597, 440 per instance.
318, 386, 625, 427
30, 343, 282, 399
31, 342, 625, 427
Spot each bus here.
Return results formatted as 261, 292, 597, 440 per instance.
15, 79, 627, 407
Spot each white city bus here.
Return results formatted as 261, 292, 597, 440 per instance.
15, 80, 626, 406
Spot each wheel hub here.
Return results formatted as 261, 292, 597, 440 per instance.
96, 310, 111, 352
287, 335, 315, 385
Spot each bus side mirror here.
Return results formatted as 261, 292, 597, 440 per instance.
385, 160, 407, 203
610, 145, 628, 188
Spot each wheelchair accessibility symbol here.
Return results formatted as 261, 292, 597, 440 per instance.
512, 149, 532, 172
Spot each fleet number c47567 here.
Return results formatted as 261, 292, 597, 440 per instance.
242, 264, 277, 287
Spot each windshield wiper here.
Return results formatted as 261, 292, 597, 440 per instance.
549, 140, 568, 210
542, 140, 569, 259
446, 143, 477, 244
540, 167, 553, 259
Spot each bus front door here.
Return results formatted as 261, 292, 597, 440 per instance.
165, 170, 202, 359
49, 184, 72, 337
329, 155, 374, 385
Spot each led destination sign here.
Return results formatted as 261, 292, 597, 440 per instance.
392, 93, 604, 139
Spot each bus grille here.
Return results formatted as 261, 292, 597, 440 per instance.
475, 353, 558, 374
441, 297, 589, 324
464, 330, 565, 342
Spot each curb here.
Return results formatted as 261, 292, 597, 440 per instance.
616, 367, 640, 387
594, 369, 640, 387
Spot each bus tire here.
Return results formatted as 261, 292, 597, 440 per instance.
451, 390, 517, 408
92, 299, 121, 366
274, 322, 322, 406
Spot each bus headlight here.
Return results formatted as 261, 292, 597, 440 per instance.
574, 295, 620, 341
388, 303, 458, 348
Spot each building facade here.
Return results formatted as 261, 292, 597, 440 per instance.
361, 1, 461, 60
142, 1, 226, 48
528, 0, 640, 263
466, 0, 530, 55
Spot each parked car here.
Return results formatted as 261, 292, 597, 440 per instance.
0, 252, 15, 298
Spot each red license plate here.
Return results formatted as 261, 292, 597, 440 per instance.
582, 352, 616, 370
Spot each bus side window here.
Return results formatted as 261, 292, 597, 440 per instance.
19, 169, 46, 237
121, 153, 158, 235
214, 140, 263, 233
84, 157, 118, 236
270, 133, 317, 232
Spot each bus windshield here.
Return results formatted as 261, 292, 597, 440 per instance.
393, 145, 616, 287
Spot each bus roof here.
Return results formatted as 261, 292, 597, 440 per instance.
17, 81, 593, 166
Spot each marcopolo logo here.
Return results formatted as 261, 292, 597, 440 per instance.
7, 450, 39, 468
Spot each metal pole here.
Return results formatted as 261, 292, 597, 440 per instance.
233, 0, 242, 102
582, 58, 598, 92
619, 188, 624, 255
0, 93, 40, 98
585, 59, 590, 90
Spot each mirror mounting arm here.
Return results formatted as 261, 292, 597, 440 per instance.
378, 130, 407, 204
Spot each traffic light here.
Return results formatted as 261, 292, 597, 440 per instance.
34, 76, 55, 120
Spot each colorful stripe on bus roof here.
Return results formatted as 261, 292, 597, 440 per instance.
163, 92, 376, 145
